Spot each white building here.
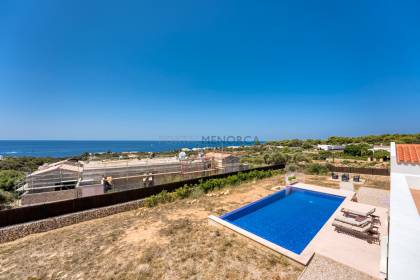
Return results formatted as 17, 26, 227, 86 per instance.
370, 145, 391, 153
388, 142, 420, 279
317, 144, 345, 151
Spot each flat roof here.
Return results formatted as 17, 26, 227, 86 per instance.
82, 157, 207, 169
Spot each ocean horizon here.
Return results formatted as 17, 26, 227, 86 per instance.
0, 140, 258, 158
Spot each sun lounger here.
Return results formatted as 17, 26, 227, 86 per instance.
332, 220, 380, 243
341, 207, 381, 225
341, 207, 376, 217
334, 214, 372, 227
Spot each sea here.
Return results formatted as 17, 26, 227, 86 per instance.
0, 140, 258, 158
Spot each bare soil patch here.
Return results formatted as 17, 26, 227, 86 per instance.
0, 175, 302, 280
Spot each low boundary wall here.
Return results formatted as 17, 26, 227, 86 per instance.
328, 166, 390, 176
0, 199, 144, 244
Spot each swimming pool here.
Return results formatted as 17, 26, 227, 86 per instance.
219, 186, 345, 254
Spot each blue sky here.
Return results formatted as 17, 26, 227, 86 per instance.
0, 0, 419, 140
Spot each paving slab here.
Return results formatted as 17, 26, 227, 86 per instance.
299, 254, 377, 280
357, 187, 390, 208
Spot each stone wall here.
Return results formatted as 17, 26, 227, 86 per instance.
0, 199, 144, 244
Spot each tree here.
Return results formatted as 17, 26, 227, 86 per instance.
344, 144, 372, 157
263, 152, 288, 165
318, 150, 332, 160
373, 150, 390, 160
290, 153, 311, 163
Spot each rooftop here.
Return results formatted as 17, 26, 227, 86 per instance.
28, 163, 81, 176
396, 144, 420, 164
204, 152, 235, 159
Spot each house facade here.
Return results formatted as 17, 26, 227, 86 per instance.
388, 142, 420, 279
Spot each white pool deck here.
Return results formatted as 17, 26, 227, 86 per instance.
209, 183, 388, 279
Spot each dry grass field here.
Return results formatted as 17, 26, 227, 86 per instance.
0, 175, 303, 280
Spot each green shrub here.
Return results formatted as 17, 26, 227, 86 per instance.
144, 195, 159, 207
189, 187, 204, 199
0, 157, 59, 172
0, 189, 15, 208
143, 169, 281, 207
174, 185, 193, 199
305, 163, 329, 175
263, 152, 288, 165
0, 170, 25, 192
286, 163, 298, 173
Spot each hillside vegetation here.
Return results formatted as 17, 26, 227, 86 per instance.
265, 133, 420, 147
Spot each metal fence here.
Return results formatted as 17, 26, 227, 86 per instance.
328, 165, 390, 176
0, 164, 284, 228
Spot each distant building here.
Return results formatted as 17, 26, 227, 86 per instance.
205, 152, 246, 173
0, 155, 3, 160
19, 160, 89, 206
20, 153, 246, 205
317, 144, 345, 151
369, 145, 391, 153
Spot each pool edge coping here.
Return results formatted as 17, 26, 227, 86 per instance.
208, 184, 355, 266
208, 214, 314, 265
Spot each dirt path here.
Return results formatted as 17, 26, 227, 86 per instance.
0, 175, 303, 280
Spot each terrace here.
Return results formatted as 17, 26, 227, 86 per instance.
210, 183, 388, 279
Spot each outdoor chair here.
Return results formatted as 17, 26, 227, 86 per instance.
353, 175, 360, 182
341, 173, 349, 182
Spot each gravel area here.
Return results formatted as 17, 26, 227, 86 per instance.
356, 187, 390, 208
299, 254, 377, 280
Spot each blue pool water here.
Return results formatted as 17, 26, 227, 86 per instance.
221, 187, 345, 254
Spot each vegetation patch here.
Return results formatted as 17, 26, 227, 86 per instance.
144, 169, 281, 207
0, 170, 25, 208
304, 163, 329, 175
